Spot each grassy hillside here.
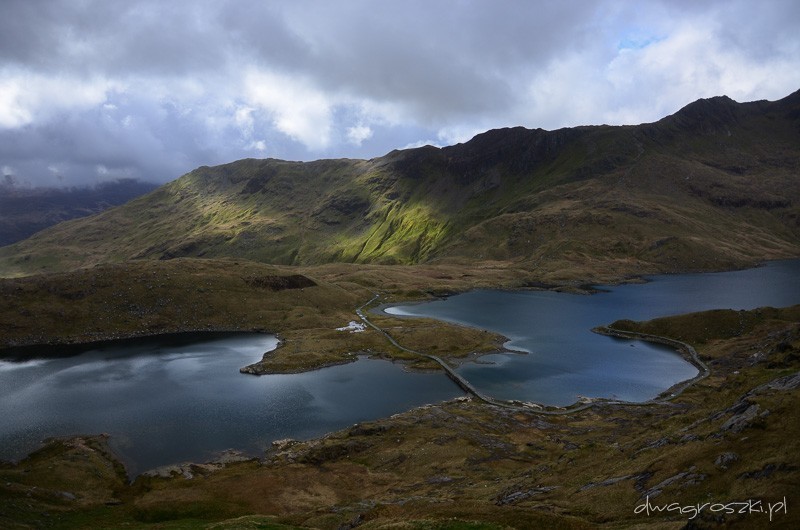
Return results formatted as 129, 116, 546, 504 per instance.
1, 91, 798, 280
0, 259, 516, 372
0, 258, 362, 347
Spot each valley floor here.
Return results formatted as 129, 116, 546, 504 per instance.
1, 303, 798, 529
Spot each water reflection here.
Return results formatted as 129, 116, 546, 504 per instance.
0, 333, 461, 475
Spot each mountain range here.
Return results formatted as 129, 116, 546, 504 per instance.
1, 90, 798, 280
0, 179, 158, 247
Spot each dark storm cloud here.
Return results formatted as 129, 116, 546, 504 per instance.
1, 0, 798, 187
0, 95, 210, 185
3, 1, 248, 75
287, 1, 591, 119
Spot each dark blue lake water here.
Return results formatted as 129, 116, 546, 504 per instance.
385, 260, 800, 406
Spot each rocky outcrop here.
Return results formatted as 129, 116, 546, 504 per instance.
719, 402, 764, 433
243, 274, 316, 290
716, 371, 800, 433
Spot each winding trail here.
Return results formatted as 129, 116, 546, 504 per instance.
356, 295, 497, 404
355, 293, 711, 416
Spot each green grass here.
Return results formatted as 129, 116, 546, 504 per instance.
610, 306, 800, 345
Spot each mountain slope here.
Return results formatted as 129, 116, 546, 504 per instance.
0, 179, 158, 247
1, 90, 799, 279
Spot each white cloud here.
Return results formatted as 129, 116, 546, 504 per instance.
603, 19, 800, 124
247, 140, 267, 152
244, 70, 334, 151
356, 99, 408, 128
435, 125, 485, 148
0, 79, 32, 128
0, 70, 117, 128
345, 124, 372, 146
234, 106, 255, 137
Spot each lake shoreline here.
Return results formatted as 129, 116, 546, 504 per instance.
590, 326, 710, 403
4, 302, 798, 528
372, 259, 800, 407
0, 329, 274, 362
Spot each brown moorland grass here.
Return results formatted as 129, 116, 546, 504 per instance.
0, 258, 513, 373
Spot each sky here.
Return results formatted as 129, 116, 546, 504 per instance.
1, 0, 799, 187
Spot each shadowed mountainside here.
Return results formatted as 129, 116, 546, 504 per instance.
0, 179, 158, 247
1, 91, 798, 280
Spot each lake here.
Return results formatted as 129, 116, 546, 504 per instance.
384, 259, 800, 406
0, 333, 462, 476
1, 260, 798, 475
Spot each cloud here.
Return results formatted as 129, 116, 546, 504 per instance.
247, 140, 267, 153
244, 70, 335, 150
346, 125, 373, 146
0, 70, 117, 128
0, 0, 798, 186
600, 5, 800, 124
0, 79, 31, 128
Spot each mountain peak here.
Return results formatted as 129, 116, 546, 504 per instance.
675, 94, 737, 117
657, 94, 743, 135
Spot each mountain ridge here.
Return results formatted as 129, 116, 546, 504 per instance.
0, 179, 159, 247
1, 90, 798, 280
